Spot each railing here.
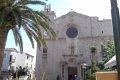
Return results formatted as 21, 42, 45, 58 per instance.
1, 69, 14, 73
1, 69, 9, 73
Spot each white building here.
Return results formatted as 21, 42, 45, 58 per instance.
35, 6, 114, 80
0, 48, 34, 80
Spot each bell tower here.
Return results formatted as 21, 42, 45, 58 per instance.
43, 4, 56, 22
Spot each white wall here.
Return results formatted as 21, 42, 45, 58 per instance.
11, 52, 26, 70
1, 48, 34, 72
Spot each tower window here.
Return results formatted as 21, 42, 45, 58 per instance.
9, 55, 12, 62
27, 56, 29, 59
43, 47, 47, 53
102, 30, 103, 34
62, 65, 64, 77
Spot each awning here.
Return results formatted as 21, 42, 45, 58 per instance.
104, 55, 116, 68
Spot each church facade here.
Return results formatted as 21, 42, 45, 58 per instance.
35, 7, 113, 80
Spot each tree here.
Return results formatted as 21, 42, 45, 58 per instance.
89, 46, 99, 80
0, 0, 56, 71
101, 41, 115, 64
12, 66, 28, 79
97, 41, 115, 70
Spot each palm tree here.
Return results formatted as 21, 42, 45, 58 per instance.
0, 0, 56, 71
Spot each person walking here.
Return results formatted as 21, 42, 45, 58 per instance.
56, 75, 60, 80
75, 75, 80, 80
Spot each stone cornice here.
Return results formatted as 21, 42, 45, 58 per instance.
44, 36, 113, 41
78, 36, 113, 39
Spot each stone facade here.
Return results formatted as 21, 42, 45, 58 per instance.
35, 8, 113, 80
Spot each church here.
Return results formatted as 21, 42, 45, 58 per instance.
35, 5, 113, 80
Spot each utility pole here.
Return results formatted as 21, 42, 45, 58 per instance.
110, 0, 120, 80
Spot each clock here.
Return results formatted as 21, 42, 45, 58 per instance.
43, 31, 48, 36
66, 27, 78, 38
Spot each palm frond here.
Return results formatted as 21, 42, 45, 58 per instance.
34, 11, 51, 22
24, 1, 46, 5
23, 18, 45, 48
36, 16, 56, 38
0, 0, 56, 52
12, 27, 23, 52
14, 0, 29, 6
20, 6, 56, 39
22, 19, 46, 48
11, 0, 16, 3
12, 8, 22, 29
22, 22, 35, 48
25, 27, 43, 48
22, 8, 56, 38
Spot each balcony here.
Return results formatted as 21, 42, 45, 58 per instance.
1, 69, 9, 73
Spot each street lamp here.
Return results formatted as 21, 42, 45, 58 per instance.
81, 63, 87, 80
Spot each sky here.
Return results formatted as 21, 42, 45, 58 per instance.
5, 0, 120, 68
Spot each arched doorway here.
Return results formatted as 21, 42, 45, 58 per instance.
68, 67, 77, 80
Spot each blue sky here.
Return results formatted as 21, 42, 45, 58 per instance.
48, 0, 112, 19
5, 0, 120, 67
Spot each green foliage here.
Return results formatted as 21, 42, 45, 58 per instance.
96, 41, 115, 71
12, 66, 28, 78
89, 73, 96, 80
0, 0, 56, 52
97, 61, 104, 70
91, 61, 100, 73
101, 41, 115, 63
89, 62, 99, 80
90, 46, 97, 54
89, 41, 115, 79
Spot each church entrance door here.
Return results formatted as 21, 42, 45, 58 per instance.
68, 67, 77, 80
